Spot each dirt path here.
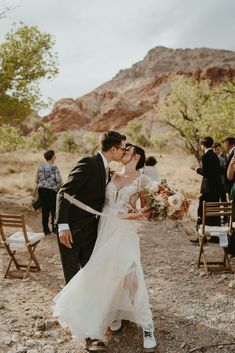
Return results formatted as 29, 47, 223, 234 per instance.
0, 202, 235, 353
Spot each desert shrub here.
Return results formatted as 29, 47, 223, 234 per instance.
25, 126, 56, 150
124, 121, 152, 147
151, 131, 179, 153
81, 132, 99, 155
55, 132, 80, 153
151, 135, 167, 152
0, 124, 25, 151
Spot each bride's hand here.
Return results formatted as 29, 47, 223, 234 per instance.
118, 210, 150, 220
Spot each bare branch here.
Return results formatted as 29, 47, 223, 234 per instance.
0, 2, 20, 19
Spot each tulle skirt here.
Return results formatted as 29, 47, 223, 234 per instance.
53, 209, 154, 340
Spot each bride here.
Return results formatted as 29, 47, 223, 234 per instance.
53, 144, 157, 352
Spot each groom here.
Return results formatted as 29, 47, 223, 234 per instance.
56, 130, 126, 284
56, 131, 126, 351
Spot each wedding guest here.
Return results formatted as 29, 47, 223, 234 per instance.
190, 137, 223, 243
213, 142, 227, 167
213, 142, 227, 202
223, 137, 235, 196
36, 150, 62, 235
227, 155, 235, 256
227, 155, 235, 219
144, 156, 160, 181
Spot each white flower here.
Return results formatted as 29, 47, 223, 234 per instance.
168, 193, 184, 211
150, 181, 160, 193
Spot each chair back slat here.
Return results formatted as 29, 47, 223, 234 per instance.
204, 201, 232, 217
202, 201, 233, 235
0, 214, 24, 227
0, 222, 23, 227
0, 214, 29, 243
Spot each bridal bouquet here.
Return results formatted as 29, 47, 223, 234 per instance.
129, 179, 189, 223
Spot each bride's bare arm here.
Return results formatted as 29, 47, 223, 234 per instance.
227, 155, 235, 180
118, 210, 151, 220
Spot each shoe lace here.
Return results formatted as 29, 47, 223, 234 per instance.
144, 331, 153, 338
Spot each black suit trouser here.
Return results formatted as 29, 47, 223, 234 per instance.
57, 219, 98, 284
38, 187, 57, 234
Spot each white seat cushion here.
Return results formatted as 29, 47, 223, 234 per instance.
6, 231, 44, 251
198, 225, 229, 236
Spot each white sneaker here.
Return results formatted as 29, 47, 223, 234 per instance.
143, 330, 156, 352
109, 320, 122, 332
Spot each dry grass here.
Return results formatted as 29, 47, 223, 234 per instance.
0, 150, 201, 208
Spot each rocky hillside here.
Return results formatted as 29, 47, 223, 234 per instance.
44, 46, 235, 132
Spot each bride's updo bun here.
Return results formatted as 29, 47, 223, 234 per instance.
134, 145, 146, 170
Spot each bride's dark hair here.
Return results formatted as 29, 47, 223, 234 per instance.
134, 145, 146, 170
125, 143, 146, 170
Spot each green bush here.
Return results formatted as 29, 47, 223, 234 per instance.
24, 126, 56, 150
124, 121, 152, 147
55, 132, 80, 153
0, 124, 25, 151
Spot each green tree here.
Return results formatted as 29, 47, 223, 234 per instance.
158, 77, 235, 161
0, 24, 58, 122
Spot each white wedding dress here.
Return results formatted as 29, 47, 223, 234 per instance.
53, 174, 154, 340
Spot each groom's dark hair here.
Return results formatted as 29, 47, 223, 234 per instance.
100, 131, 126, 152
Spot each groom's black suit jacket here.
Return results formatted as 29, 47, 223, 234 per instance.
196, 149, 223, 195
56, 153, 106, 246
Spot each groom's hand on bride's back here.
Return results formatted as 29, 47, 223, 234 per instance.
59, 229, 73, 248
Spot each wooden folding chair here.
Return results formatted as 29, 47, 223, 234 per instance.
198, 201, 233, 277
0, 214, 44, 279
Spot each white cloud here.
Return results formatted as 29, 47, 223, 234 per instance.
0, 0, 235, 115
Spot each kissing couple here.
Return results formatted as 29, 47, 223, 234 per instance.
53, 130, 157, 352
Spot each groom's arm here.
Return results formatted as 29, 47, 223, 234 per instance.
56, 157, 92, 225
56, 157, 92, 248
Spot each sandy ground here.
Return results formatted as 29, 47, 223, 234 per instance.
0, 152, 235, 353
0, 201, 235, 353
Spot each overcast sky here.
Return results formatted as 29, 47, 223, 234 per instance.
0, 0, 235, 114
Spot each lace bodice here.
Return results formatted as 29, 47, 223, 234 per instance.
104, 174, 153, 213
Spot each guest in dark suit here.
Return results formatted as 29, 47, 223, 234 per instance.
191, 136, 223, 233
213, 142, 227, 202
223, 137, 235, 196
227, 155, 235, 256
56, 131, 126, 284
